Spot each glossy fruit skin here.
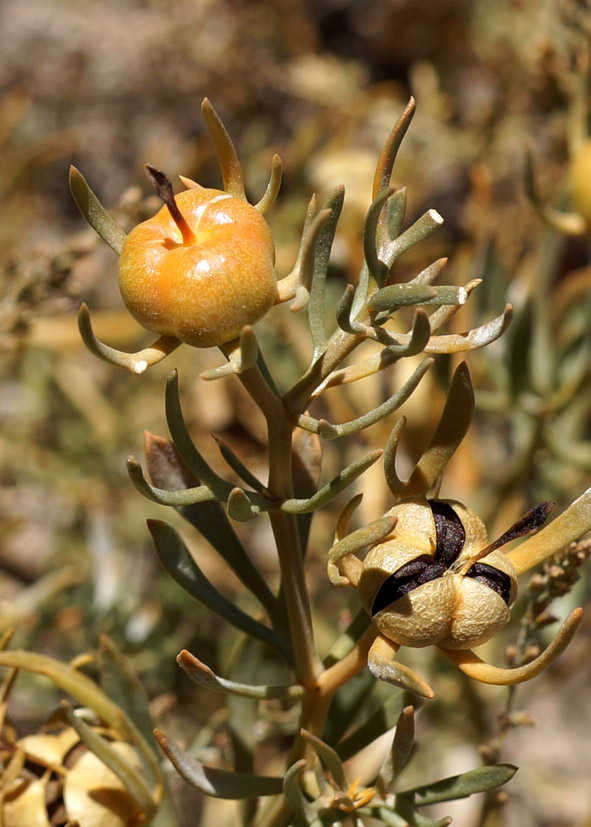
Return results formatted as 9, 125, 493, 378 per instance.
357, 497, 518, 650
118, 188, 277, 347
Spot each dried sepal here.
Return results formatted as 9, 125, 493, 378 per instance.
200, 326, 259, 380
78, 304, 181, 374
439, 608, 582, 684
367, 636, 435, 699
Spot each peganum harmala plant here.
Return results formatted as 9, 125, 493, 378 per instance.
72, 97, 591, 826
3, 98, 590, 827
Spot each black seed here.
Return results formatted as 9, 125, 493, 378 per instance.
430, 500, 466, 568
465, 562, 512, 605
418, 563, 445, 584
371, 555, 443, 616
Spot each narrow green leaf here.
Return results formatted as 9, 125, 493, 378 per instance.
155, 729, 283, 798
301, 730, 346, 789
386, 188, 408, 241
127, 456, 216, 506
98, 636, 156, 751
254, 154, 283, 214
227, 487, 260, 521
308, 186, 345, 356
426, 279, 481, 334
62, 703, 157, 820
145, 433, 280, 624
372, 98, 416, 200
165, 371, 234, 500
177, 649, 303, 699
328, 517, 396, 585
410, 257, 447, 286
78, 304, 180, 374
336, 284, 366, 335
69, 166, 127, 255
337, 694, 405, 762
291, 209, 332, 312
283, 760, 316, 822
393, 803, 452, 827
377, 706, 415, 793
387, 310, 431, 356
406, 361, 474, 496
314, 358, 432, 440
399, 764, 517, 806
363, 187, 393, 285
370, 283, 436, 314
214, 436, 265, 492
281, 450, 382, 514
148, 520, 288, 658
323, 669, 374, 747
370, 284, 467, 315
201, 98, 246, 199
324, 608, 371, 665
384, 210, 444, 269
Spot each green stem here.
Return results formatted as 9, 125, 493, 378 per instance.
237, 365, 322, 687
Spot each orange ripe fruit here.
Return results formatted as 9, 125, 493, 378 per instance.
118, 187, 277, 348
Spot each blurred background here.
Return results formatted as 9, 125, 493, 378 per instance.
0, 0, 590, 824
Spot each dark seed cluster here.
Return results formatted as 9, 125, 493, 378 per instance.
371, 500, 512, 617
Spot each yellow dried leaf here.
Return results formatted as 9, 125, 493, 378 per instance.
63, 743, 143, 827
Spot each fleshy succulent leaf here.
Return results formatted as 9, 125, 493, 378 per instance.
155, 729, 283, 798
69, 166, 127, 255
147, 520, 289, 658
